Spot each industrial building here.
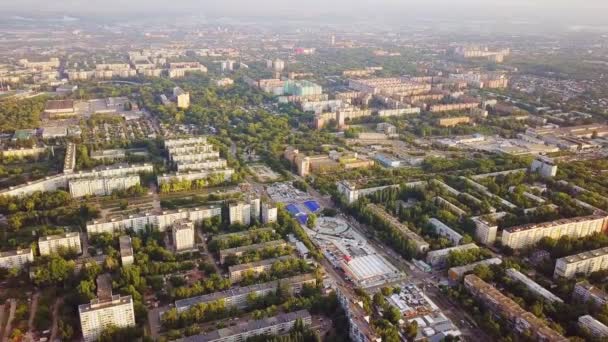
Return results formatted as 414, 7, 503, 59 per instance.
464, 274, 567, 342
38, 232, 82, 256
554, 247, 608, 279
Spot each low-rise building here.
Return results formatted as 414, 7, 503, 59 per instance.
579, 315, 608, 339
228, 256, 292, 283
448, 258, 502, 283
219, 240, 287, 264
464, 274, 566, 341
366, 203, 429, 253
505, 268, 563, 303
175, 274, 315, 312
573, 281, 608, 308
38, 232, 82, 256
429, 218, 463, 245
554, 247, 608, 279
177, 310, 311, 342
426, 243, 478, 268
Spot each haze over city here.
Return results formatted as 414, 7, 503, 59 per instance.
1, 1, 608, 342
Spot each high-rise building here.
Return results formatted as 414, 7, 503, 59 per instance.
119, 235, 134, 266
530, 156, 557, 179
79, 295, 136, 342
229, 202, 252, 226
250, 198, 261, 223
38, 232, 82, 256
173, 87, 190, 109
172, 220, 195, 251
262, 203, 278, 224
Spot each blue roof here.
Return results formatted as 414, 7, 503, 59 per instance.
297, 214, 308, 225
286, 204, 301, 215
303, 200, 321, 212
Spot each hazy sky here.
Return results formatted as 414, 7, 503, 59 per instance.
2, 0, 608, 24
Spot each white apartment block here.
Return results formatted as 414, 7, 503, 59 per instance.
79, 295, 136, 342
579, 315, 608, 338
176, 159, 227, 172
164, 137, 207, 148
38, 232, 82, 256
172, 220, 195, 251
0, 248, 34, 270
429, 218, 463, 245
262, 203, 278, 224
505, 268, 563, 303
250, 198, 261, 223
530, 156, 557, 179
573, 281, 608, 308
426, 243, 478, 268
554, 247, 608, 279
170, 151, 221, 164
86, 206, 222, 236
228, 256, 291, 283
173, 87, 190, 109
119, 236, 134, 266
69, 175, 140, 198
502, 215, 608, 250
157, 169, 234, 185
229, 202, 251, 226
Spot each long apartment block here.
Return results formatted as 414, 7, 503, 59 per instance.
219, 240, 287, 264
464, 274, 567, 342
554, 247, 608, 279
38, 232, 82, 256
86, 206, 221, 236
178, 310, 311, 342
175, 273, 316, 312
228, 256, 293, 283
366, 203, 429, 253
502, 214, 608, 250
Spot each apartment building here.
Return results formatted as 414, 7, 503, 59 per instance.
505, 268, 563, 304
448, 258, 502, 283
38, 232, 82, 256
262, 202, 278, 224
178, 310, 311, 342
219, 240, 287, 264
69, 175, 140, 198
579, 315, 608, 338
157, 168, 234, 185
502, 215, 608, 250
172, 220, 195, 252
79, 295, 136, 342
176, 159, 227, 172
336, 180, 400, 204
228, 256, 292, 283
437, 116, 471, 127
173, 87, 190, 109
554, 247, 608, 279
530, 156, 557, 179
573, 281, 608, 308
464, 274, 567, 342
0, 248, 34, 270
64, 142, 77, 174
229, 202, 252, 226
164, 137, 208, 148
86, 206, 222, 235
175, 274, 315, 312
429, 218, 463, 245
366, 204, 430, 253
426, 243, 478, 268
119, 236, 134, 266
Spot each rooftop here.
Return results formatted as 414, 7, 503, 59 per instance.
504, 214, 607, 233
557, 247, 608, 265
